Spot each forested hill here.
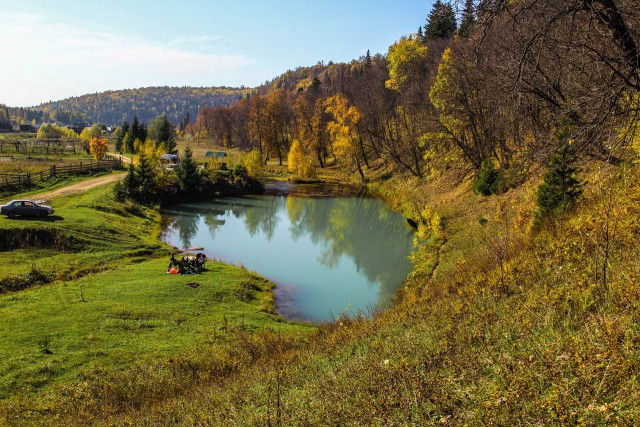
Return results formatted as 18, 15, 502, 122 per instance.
29, 86, 250, 126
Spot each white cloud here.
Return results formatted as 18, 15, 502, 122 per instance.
0, 13, 254, 106
169, 35, 222, 47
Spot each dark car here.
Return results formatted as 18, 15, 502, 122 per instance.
0, 200, 55, 218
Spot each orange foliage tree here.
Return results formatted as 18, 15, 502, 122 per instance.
89, 137, 108, 160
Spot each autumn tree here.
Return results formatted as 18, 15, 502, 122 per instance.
325, 94, 366, 182
80, 124, 103, 141
265, 89, 292, 165
243, 149, 265, 179
248, 96, 269, 159
288, 139, 317, 180
380, 36, 432, 177
89, 137, 108, 160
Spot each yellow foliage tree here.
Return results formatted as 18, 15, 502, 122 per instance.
288, 139, 316, 180
37, 123, 77, 139
324, 94, 365, 181
89, 137, 108, 160
80, 124, 103, 141
243, 149, 265, 179
385, 36, 428, 91
134, 139, 162, 169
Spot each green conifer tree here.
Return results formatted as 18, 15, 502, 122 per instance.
536, 142, 583, 221
458, 0, 476, 37
136, 151, 158, 202
130, 115, 140, 141
123, 131, 135, 154
157, 114, 177, 153
176, 146, 201, 193
424, 0, 457, 41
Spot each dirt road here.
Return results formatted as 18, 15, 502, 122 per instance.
30, 173, 126, 201
28, 154, 132, 201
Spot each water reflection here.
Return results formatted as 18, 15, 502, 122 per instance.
160, 195, 414, 322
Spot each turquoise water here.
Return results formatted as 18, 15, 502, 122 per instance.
160, 195, 414, 322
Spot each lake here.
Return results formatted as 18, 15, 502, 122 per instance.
160, 194, 415, 322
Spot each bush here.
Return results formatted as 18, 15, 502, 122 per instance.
472, 159, 504, 196
536, 142, 583, 222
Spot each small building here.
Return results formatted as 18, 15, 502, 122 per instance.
19, 124, 36, 132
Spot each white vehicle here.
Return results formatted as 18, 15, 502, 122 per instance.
160, 154, 180, 170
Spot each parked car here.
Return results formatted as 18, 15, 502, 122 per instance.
0, 200, 54, 218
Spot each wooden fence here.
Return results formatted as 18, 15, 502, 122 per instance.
0, 157, 123, 192
0, 139, 80, 155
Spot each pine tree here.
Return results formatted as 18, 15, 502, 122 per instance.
365, 49, 372, 68
120, 163, 139, 200
176, 146, 201, 193
458, 0, 476, 37
136, 151, 158, 202
424, 0, 457, 41
536, 142, 583, 220
139, 122, 148, 142
123, 131, 135, 153
157, 114, 177, 153
417, 26, 424, 43
131, 115, 140, 141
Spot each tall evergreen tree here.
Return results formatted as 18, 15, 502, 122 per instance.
123, 131, 135, 154
424, 0, 457, 41
139, 122, 148, 142
176, 146, 201, 193
130, 115, 140, 141
458, 0, 476, 37
157, 114, 177, 153
136, 151, 158, 202
114, 120, 129, 153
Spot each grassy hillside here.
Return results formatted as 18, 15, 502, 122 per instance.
38, 162, 640, 425
1, 159, 638, 425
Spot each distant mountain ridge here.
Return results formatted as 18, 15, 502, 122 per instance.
32, 86, 251, 126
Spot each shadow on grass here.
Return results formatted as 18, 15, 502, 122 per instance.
4, 215, 64, 222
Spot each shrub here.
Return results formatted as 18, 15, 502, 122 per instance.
472, 159, 504, 196
536, 142, 583, 222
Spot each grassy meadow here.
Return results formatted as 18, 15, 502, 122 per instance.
0, 181, 313, 424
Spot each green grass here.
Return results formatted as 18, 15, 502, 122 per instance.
0, 182, 313, 410
0, 257, 307, 400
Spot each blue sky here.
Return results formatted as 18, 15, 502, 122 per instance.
1, 0, 433, 107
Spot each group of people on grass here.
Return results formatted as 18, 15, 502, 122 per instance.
167, 253, 206, 274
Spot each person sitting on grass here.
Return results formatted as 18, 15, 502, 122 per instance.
195, 253, 207, 272
168, 254, 190, 274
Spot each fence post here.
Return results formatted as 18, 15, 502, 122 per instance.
51, 165, 56, 177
